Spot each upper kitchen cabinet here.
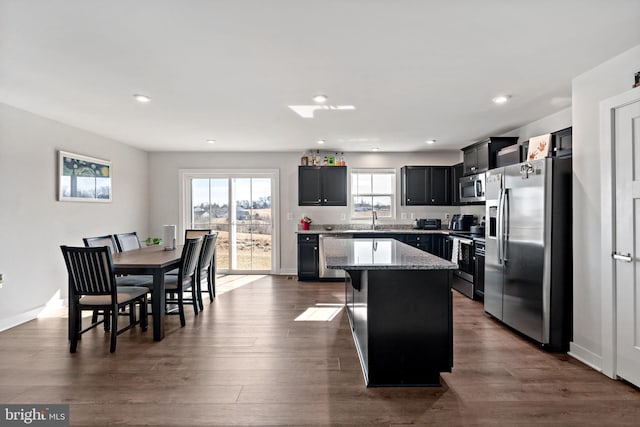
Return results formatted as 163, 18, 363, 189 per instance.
401, 166, 450, 206
451, 162, 464, 206
298, 166, 347, 206
551, 127, 572, 158
462, 137, 519, 175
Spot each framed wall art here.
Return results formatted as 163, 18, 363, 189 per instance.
58, 151, 112, 202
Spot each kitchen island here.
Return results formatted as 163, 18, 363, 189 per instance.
323, 237, 457, 387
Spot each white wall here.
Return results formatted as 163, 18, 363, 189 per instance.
148, 150, 462, 274
503, 107, 572, 142
570, 44, 640, 368
0, 103, 149, 331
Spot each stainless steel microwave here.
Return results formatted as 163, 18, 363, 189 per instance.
459, 172, 485, 203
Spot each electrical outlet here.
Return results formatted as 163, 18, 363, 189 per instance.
0, 273, 4, 288
400, 212, 407, 220
287, 212, 293, 220
445, 213, 450, 220
410, 213, 415, 219
340, 213, 346, 221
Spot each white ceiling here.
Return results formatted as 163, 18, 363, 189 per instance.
1, 1, 639, 153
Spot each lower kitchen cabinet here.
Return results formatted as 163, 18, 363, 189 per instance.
297, 234, 319, 280
405, 234, 433, 253
404, 233, 450, 259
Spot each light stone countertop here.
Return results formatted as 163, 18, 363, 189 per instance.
322, 237, 457, 271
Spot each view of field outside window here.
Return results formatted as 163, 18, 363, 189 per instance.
351, 171, 394, 218
190, 177, 272, 272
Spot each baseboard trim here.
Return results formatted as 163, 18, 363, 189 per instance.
278, 269, 297, 276
0, 306, 44, 333
568, 342, 604, 373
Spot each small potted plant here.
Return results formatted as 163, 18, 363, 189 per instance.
300, 216, 312, 230
144, 237, 162, 246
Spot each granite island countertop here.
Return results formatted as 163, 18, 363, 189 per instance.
322, 237, 457, 271
297, 226, 449, 235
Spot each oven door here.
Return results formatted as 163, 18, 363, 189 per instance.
459, 173, 485, 203
451, 237, 475, 299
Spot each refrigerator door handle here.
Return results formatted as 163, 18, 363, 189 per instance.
503, 188, 509, 263
497, 188, 505, 264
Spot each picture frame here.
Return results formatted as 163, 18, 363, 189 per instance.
526, 134, 551, 161
58, 150, 112, 202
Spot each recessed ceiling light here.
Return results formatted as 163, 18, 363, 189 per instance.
133, 94, 151, 103
206, 139, 216, 144
425, 139, 436, 145
371, 147, 379, 152
493, 95, 511, 104
312, 94, 328, 104
317, 139, 326, 145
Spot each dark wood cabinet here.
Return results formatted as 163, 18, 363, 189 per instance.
520, 140, 529, 162
297, 234, 319, 280
451, 162, 464, 206
404, 233, 450, 259
552, 127, 572, 158
401, 166, 451, 206
405, 234, 433, 253
461, 137, 518, 175
298, 166, 347, 206
433, 234, 451, 259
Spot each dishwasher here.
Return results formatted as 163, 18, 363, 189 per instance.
318, 234, 353, 279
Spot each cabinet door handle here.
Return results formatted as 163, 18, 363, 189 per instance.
407, 198, 411, 201
324, 199, 327, 202
314, 247, 318, 251
317, 199, 321, 202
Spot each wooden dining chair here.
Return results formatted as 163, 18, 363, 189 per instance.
83, 234, 151, 326
60, 245, 149, 353
184, 229, 216, 307
114, 232, 143, 252
196, 233, 218, 307
84, 235, 152, 284
164, 236, 204, 326
166, 227, 212, 283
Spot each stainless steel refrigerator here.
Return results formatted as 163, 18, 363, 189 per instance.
484, 157, 572, 351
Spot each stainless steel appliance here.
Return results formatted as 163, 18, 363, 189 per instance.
485, 157, 572, 350
318, 234, 352, 278
448, 214, 475, 231
459, 172, 485, 203
413, 218, 442, 230
450, 235, 475, 299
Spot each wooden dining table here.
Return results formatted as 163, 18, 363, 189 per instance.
112, 244, 183, 341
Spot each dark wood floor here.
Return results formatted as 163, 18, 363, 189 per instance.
1, 275, 639, 426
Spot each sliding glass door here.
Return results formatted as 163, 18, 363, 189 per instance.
185, 170, 277, 274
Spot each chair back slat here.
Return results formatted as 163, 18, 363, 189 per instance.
180, 236, 204, 281
198, 233, 217, 274
61, 246, 116, 296
83, 235, 119, 253
115, 232, 142, 252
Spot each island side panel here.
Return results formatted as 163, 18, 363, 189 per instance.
345, 270, 369, 383
366, 269, 453, 386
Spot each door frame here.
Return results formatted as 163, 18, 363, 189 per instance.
178, 168, 280, 274
599, 88, 640, 379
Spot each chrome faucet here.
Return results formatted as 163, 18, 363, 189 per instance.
372, 210, 378, 230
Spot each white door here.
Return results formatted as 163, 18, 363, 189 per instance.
614, 97, 640, 387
